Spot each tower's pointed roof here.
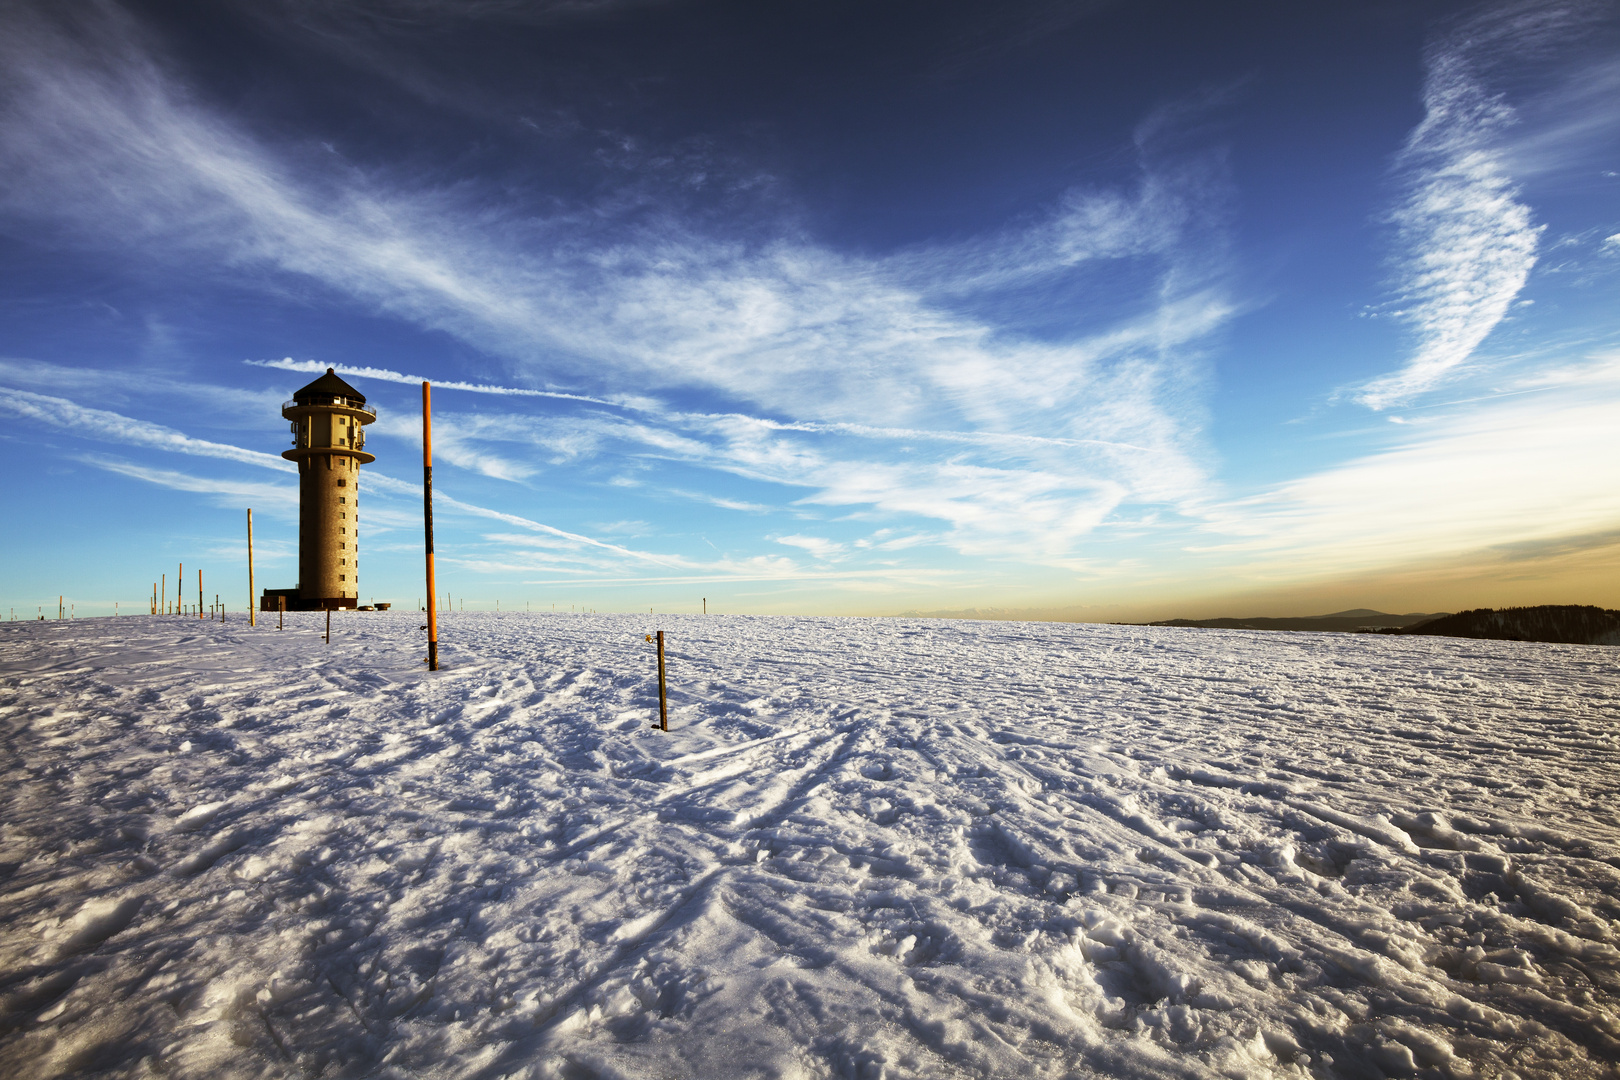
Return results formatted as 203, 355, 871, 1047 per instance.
292, 367, 365, 404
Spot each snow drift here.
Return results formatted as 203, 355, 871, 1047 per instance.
0, 613, 1616, 1079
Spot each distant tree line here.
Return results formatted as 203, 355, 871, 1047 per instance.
1382, 605, 1620, 646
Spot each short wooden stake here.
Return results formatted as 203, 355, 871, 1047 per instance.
657, 630, 668, 732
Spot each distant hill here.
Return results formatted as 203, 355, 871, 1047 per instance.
1394, 605, 1620, 646
1148, 611, 1445, 633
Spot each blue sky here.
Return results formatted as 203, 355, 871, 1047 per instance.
2, 0, 1618, 620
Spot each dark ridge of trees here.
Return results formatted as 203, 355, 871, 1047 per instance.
1392, 605, 1620, 646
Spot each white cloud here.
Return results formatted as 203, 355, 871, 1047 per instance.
82, 456, 298, 514
246, 357, 649, 410
0, 2, 1234, 563
1358, 12, 1554, 409
774, 535, 846, 560
1212, 354, 1620, 575
0, 387, 294, 472
1358, 1, 1613, 410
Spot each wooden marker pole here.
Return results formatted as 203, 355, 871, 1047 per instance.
248, 509, 256, 627
657, 630, 668, 732
278, 596, 285, 630
198, 569, 203, 620
325, 608, 331, 644
178, 564, 182, 614
422, 382, 439, 672
161, 574, 165, 615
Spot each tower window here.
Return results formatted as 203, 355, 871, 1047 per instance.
339, 496, 347, 504
339, 575, 346, 581
337, 479, 346, 488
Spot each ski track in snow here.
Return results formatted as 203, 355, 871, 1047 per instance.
0, 613, 1616, 1079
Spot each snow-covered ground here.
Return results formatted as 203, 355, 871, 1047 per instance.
1, 613, 1616, 1080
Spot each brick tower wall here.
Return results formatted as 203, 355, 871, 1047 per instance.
297, 451, 360, 605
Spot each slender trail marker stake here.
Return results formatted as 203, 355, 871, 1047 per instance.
248, 508, 256, 627
657, 630, 668, 731
326, 608, 331, 644
198, 569, 203, 620
422, 382, 439, 671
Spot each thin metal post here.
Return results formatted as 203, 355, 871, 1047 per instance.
657, 630, 668, 732
423, 382, 439, 671
248, 509, 256, 627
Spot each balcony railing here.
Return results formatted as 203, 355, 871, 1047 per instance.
282, 396, 376, 418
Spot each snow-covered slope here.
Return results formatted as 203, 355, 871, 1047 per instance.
1, 613, 1616, 1079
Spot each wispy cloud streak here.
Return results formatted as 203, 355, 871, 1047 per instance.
82, 456, 298, 513
246, 358, 647, 409
0, 1, 1236, 562
0, 387, 294, 472
1357, 3, 1591, 408
1215, 353, 1620, 574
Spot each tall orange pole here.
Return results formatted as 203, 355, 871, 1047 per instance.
248, 509, 256, 627
423, 382, 439, 671
198, 568, 203, 619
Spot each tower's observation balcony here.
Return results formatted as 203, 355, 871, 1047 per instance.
281, 395, 376, 418
282, 391, 377, 465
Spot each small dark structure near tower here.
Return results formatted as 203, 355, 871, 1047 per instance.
261, 368, 377, 612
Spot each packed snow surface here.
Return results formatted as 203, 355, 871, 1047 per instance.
1, 613, 1617, 1080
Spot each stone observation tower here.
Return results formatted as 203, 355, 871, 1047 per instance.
261, 368, 376, 611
